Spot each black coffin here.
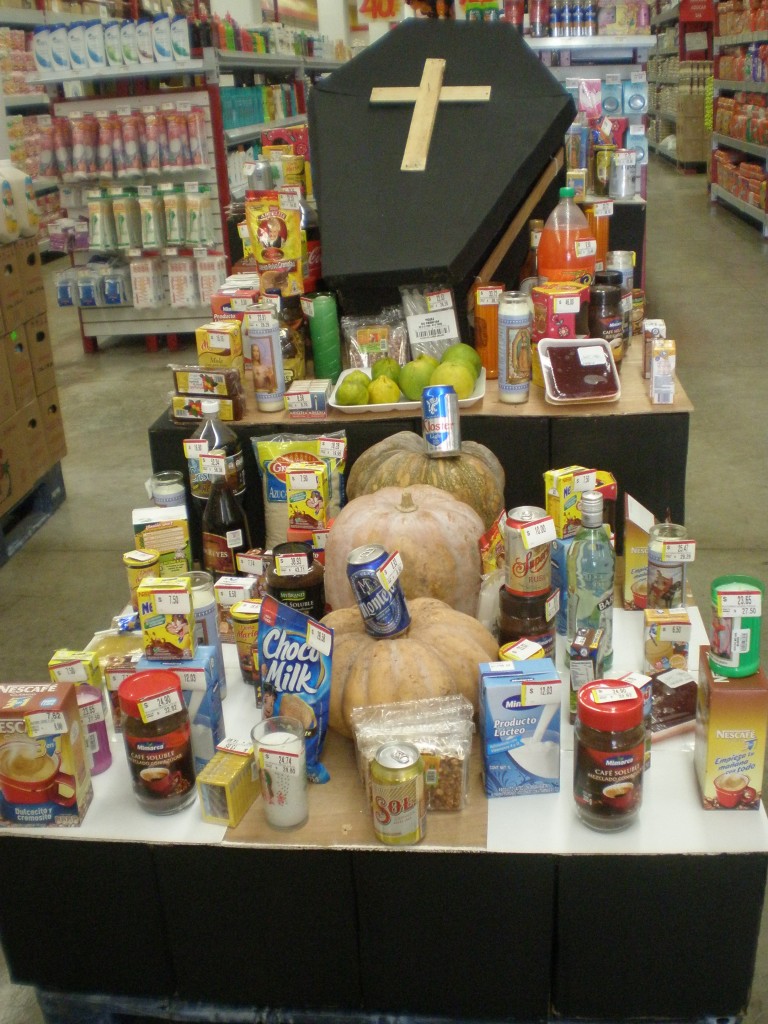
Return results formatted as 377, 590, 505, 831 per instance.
309, 20, 575, 323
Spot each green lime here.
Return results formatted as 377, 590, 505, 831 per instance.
440, 342, 482, 380
399, 355, 439, 401
367, 375, 401, 404
371, 357, 401, 385
335, 377, 370, 406
429, 361, 476, 400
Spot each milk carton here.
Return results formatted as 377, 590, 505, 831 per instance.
479, 660, 562, 797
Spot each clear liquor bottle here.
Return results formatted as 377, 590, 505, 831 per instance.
566, 491, 615, 669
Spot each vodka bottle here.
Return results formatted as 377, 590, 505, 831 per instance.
566, 491, 615, 669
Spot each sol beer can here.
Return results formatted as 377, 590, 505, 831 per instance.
498, 291, 532, 404
371, 742, 426, 846
505, 505, 552, 596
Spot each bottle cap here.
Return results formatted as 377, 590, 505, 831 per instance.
560, 187, 576, 199
577, 682, 643, 732
579, 490, 603, 521
118, 670, 184, 719
201, 399, 220, 416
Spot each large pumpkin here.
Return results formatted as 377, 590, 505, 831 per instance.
322, 597, 499, 736
324, 484, 484, 616
346, 430, 505, 531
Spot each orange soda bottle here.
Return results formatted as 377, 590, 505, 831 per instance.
537, 186, 597, 286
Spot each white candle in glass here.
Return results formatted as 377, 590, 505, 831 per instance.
252, 719, 308, 830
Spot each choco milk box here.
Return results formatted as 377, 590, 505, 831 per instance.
479, 659, 562, 797
0, 682, 93, 826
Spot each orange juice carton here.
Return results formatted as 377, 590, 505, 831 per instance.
137, 576, 195, 661
544, 465, 596, 538
132, 505, 192, 577
531, 282, 589, 385
0, 681, 93, 826
642, 317, 666, 379
48, 648, 103, 689
622, 493, 656, 610
214, 575, 258, 644
195, 319, 243, 360
650, 336, 676, 405
286, 461, 329, 530
695, 648, 768, 809
643, 607, 692, 673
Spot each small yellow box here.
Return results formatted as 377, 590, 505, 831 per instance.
286, 461, 329, 530
197, 351, 246, 386
197, 739, 261, 827
195, 319, 243, 359
48, 649, 102, 689
544, 465, 595, 538
643, 607, 691, 674
137, 577, 195, 661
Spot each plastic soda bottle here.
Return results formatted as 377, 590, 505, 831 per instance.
537, 186, 597, 286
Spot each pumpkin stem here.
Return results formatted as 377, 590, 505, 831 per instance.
398, 490, 417, 513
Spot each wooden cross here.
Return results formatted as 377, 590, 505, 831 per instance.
370, 58, 491, 172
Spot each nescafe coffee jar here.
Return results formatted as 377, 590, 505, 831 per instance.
588, 284, 623, 371
266, 541, 325, 618
573, 681, 644, 832
118, 670, 196, 815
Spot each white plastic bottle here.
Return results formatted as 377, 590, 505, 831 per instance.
0, 162, 39, 238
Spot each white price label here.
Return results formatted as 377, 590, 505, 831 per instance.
226, 529, 244, 550
476, 286, 502, 306
631, 70, 647, 83
26, 712, 68, 737
51, 662, 88, 683
288, 470, 319, 489
520, 516, 556, 549
594, 201, 614, 217
107, 669, 134, 692
178, 668, 207, 687
217, 587, 244, 604
659, 623, 689, 641
307, 621, 333, 656
301, 296, 315, 317
606, 73, 621, 85
554, 295, 580, 315
200, 454, 225, 476
193, 247, 208, 259
661, 539, 696, 563
574, 470, 597, 491
312, 529, 329, 551
246, 310, 275, 330
716, 590, 762, 618
590, 685, 637, 704
234, 601, 262, 616
280, 191, 300, 211
600, 117, 614, 137
522, 681, 561, 706
621, 294, 633, 314
376, 551, 404, 591
545, 590, 560, 622
184, 180, 201, 194
207, 332, 231, 351
425, 289, 452, 312
566, 77, 580, 89
733, 629, 751, 654
237, 554, 264, 575
126, 549, 157, 563
128, 248, 143, 258
409, 309, 458, 344
319, 437, 347, 461
288, 391, 313, 411
216, 737, 253, 757
164, 248, 179, 257
80, 702, 105, 726
183, 439, 209, 458
276, 553, 309, 576
138, 690, 183, 724
155, 591, 191, 615
615, 151, 636, 167
504, 638, 543, 660
629, 124, 646, 136
575, 239, 597, 258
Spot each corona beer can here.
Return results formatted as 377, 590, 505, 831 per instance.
346, 544, 411, 639
371, 742, 426, 846
505, 505, 552, 597
498, 291, 532, 404
422, 384, 461, 457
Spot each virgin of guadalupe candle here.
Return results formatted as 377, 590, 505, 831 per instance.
251, 716, 308, 829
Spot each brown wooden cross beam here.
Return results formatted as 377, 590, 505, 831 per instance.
370, 57, 492, 172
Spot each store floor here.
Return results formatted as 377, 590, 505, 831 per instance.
1, 156, 768, 1022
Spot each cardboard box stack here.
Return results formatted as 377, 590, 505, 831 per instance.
0, 238, 66, 519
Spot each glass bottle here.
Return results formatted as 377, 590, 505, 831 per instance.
186, 398, 245, 506
519, 218, 544, 295
265, 291, 307, 388
201, 475, 252, 580
566, 491, 615, 669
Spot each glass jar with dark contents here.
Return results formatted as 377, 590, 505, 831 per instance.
266, 541, 325, 619
118, 670, 196, 815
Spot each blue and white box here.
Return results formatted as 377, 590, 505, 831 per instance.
551, 535, 575, 637
479, 660, 562, 798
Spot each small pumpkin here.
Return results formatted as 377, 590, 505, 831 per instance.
321, 597, 499, 736
324, 484, 484, 616
346, 430, 505, 531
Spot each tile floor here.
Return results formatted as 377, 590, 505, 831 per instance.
0, 155, 767, 1022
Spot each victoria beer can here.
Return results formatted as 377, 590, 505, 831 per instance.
371, 742, 426, 845
498, 291, 532, 404
504, 506, 552, 597
346, 544, 411, 639
422, 384, 461, 457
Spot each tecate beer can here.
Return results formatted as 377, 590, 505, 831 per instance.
346, 544, 411, 639
505, 505, 552, 596
371, 742, 426, 846
498, 291, 532, 405
422, 384, 461, 457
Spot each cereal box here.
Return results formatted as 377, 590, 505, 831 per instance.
0, 682, 93, 826
286, 461, 328, 530
132, 505, 192, 577
695, 648, 768, 810
137, 576, 195, 661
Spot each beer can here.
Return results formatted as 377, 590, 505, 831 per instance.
422, 384, 461, 457
498, 291, 532, 405
371, 742, 426, 846
346, 544, 411, 639
505, 505, 552, 597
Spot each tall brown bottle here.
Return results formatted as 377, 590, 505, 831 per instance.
201, 474, 251, 579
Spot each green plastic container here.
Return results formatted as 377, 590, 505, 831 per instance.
708, 575, 764, 677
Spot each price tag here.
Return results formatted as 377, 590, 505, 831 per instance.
288, 470, 319, 489
193, 247, 208, 259
280, 190, 300, 211
659, 623, 688, 641
620, 671, 651, 689
117, 105, 132, 116
275, 552, 309, 576
138, 690, 183, 724
615, 151, 636, 167
26, 712, 68, 737
288, 391, 313, 411
554, 295, 580, 315
200, 453, 225, 476
178, 667, 207, 688
476, 286, 503, 306
206, 331, 231, 351
629, 124, 646, 136
155, 591, 191, 615
520, 516, 556, 550
504, 638, 543, 660
606, 73, 621, 85
246, 309, 276, 331
307, 621, 333, 656
319, 437, 347, 461
217, 586, 245, 604
301, 296, 315, 317
522, 681, 561, 706
575, 239, 597, 258
80, 702, 105, 726
425, 289, 452, 312
234, 601, 263, 616
661, 539, 696, 563
376, 551, 403, 591
545, 589, 560, 621
631, 70, 647, 83
599, 117, 614, 138
312, 529, 329, 551
566, 77, 580, 89
51, 662, 88, 683
408, 309, 459, 345
594, 201, 614, 217
216, 737, 253, 756
107, 668, 135, 692
574, 470, 597, 491
126, 549, 157, 563
128, 248, 143, 259
237, 554, 264, 575
590, 685, 637, 704
716, 590, 762, 618
226, 529, 243, 550
164, 248, 179, 257
184, 181, 201, 194
183, 439, 209, 458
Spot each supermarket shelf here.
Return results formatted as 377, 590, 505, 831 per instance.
28, 58, 208, 87
712, 131, 768, 159
224, 112, 308, 145
215, 48, 343, 75
0, 8, 45, 28
580, 192, 647, 204
79, 305, 211, 338
711, 183, 768, 234
715, 32, 768, 45
526, 34, 656, 51
650, 2, 680, 27
4, 92, 49, 110
34, 177, 59, 194
714, 78, 768, 93
547, 62, 650, 78
648, 76, 680, 84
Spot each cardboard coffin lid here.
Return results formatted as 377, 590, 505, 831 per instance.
309, 20, 575, 290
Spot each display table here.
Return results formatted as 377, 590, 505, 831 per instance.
1, 609, 767, 1024
148, 345, 693, 559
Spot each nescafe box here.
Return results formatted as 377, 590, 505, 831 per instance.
0, 682, 93, 827
694, 648, 768, 810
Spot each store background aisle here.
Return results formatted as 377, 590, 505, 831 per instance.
1, 157, 768, 1021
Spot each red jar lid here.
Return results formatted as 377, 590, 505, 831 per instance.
577, 680, 643, 732
118, 670, 183, 720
